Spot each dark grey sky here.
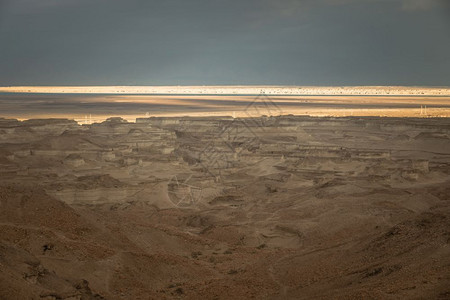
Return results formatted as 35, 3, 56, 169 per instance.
0, 0, 449, 86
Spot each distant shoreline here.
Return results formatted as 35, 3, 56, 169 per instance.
1, 93, 450, 98
1, 86, 450, 96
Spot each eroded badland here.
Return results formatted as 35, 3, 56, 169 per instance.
1, 115, 449, 299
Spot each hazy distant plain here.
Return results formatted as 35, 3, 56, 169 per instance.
1, 93, 450, 122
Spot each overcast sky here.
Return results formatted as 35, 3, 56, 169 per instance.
0, 0, 449, 86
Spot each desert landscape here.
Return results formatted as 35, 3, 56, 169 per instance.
1, 87, 450, 123
1, 103, 449, 298
2, 0, 449, 298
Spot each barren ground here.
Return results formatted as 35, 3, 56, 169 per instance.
0, 115, 449, 299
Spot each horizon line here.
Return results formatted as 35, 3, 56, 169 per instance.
1, 85, 450, 96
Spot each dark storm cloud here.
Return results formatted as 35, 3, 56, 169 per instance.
0, 0, 449, 85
